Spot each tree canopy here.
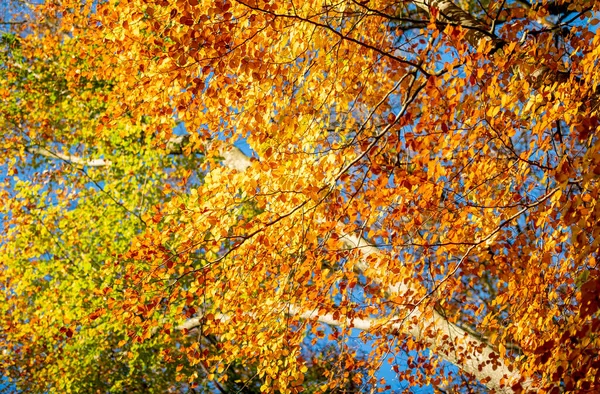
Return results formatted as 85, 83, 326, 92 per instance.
1, 0, 600, 392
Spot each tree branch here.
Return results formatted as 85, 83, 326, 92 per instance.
180, 145, 525, 393
25, 135, 192, 167
411, 0, 504, 51
179, 300, 520, 393
25, 146, 113, 167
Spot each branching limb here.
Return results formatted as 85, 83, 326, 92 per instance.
24, 135, 193, 168
178, 145, 525, 393
25, 146, 113, 167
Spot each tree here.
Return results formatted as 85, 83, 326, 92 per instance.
1, 0, 599, 392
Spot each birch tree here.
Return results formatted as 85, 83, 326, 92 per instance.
1, 0, 600, 392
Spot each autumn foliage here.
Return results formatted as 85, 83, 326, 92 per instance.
1, 0, 600, 392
